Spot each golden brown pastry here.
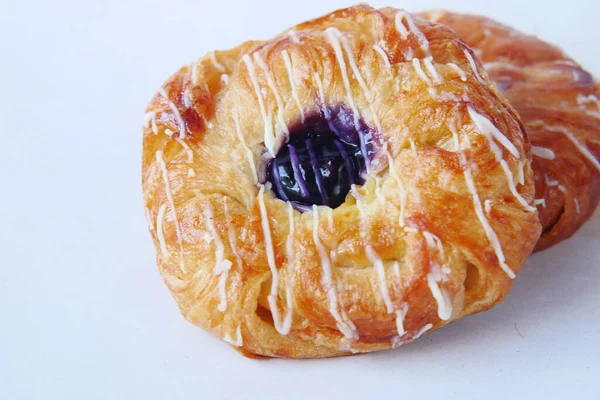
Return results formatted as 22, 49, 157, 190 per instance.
420, 11, 600, 251
142, 5, 541, 358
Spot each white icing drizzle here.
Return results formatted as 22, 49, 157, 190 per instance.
223, 325, 243, 347
404, 226, 419, 233
333, 28, 383, 132
546, 179, 559, 187
311, 205, 357, 339
187, 168, 195, 177
534, 198, 547, 208
574, 198, 581, 214
287, 30, 301, 44
258, 186, 293, 335
143, 111, 156, 128
393, 261, 401, 277
531, 146, 556, 160
253, 53, 289, 137
350, 183, 364, 201
191, 59, 200, 86
395, 303, 409, 336
463, 49, 484, 83
325, 28, 360, 130
175, 138, 193, 163
500, 160, 536, 212
385, 147, 407, 227
209, 51, 226, 72
412, 58, 433, 87
203, 202, 232, 312
468, 106, 520, 159
395, 11, 430, 52
577, 94, 600, 116
220, 74, 229, 86
158, 88, 187, 139
144, 206, 153, 230
516, 161, 525, 186
223, 197, 243, 271
449, 123, 516, 279
423, 231, 452, 321
413, 323, 433, 339
327, 208, 337, 261
242, 54, 276, 157
484, 199, 493, 214
373, 44, 392, 71
356, 200, 394, 313
156, 204, 169, 258
313, 72, 330, 119
164, 128, 175, 137
422, 56, 442, 84
232, 110, 259, 184
281, 50, 305, 123
530, 121, 600, 172
156, 151, 186, 274
558, 185, 567, 194
446, 62, 467, 81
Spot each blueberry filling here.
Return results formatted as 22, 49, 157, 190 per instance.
266, 107, 376, 210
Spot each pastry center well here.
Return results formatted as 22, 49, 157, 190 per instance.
266, 107, 376, 210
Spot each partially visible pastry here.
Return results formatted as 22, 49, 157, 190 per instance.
421, 11, 600, 251
142, 5, 540, 358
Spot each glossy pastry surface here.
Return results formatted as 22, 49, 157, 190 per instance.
142, 5, 541, 358
421, 11, 600, 251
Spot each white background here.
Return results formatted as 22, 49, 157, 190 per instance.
1, 0, 599, 399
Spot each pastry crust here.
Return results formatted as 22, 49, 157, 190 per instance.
420, 11, 600, 251
142, 5, 541, 358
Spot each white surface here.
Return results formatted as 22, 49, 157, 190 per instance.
1, 0, 599, 399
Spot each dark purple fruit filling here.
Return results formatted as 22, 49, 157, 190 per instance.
266, 107, 376, 210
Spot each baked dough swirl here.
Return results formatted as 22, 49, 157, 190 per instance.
421, 11, 600, 251
142, 5, 541, 358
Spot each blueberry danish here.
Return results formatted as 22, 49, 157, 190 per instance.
142, 5, 541, 358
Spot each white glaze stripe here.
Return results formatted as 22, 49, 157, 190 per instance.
254, 53, 289, 137
232, 110, 259, 184
463, 49, 484, 83
258, 186, 292, 335
175, 138, 193, 163
325, 28, 360, 129
209, 51, 226, 72
282, 50, 305, 123
156, 151, 186, 274
156, 204, 169, 258
312, 205, 357, 339
242, 54, 275, 156
449, 123, 515, 279
531, 121, 600, 172
373, 45, 392, 71
313, 72, 330, 119
203, 202, 232, 312
385, 147, 407, 227
357, 200, 394, 313
500, 160, 536, 212
531, 146, 556, 160
468, 107, 520, 159
446, 63, 467, 81
395, 11, 430, 52
158, 88, 187, 139
423, 57, 442, 83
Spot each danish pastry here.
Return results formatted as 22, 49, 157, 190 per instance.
142, 5, 541, 358
421, 11, 600, 251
